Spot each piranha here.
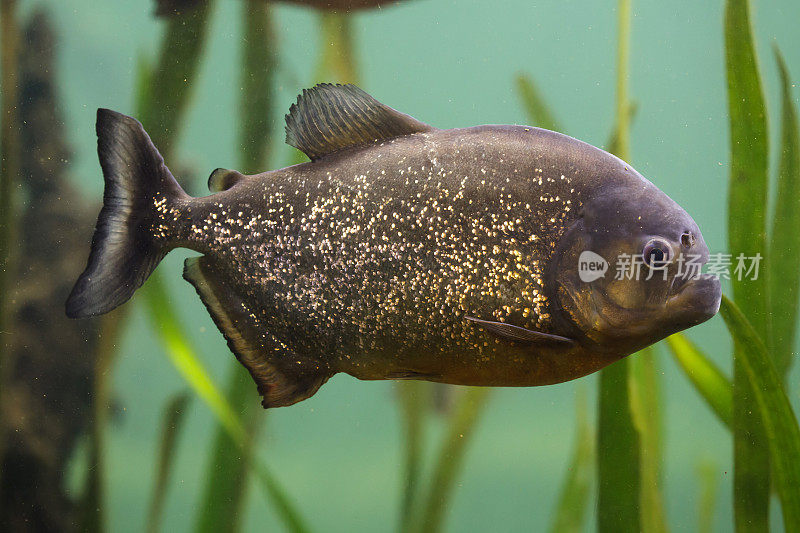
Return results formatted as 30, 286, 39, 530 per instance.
154, 0, 399, 18
66, 84, 721, 408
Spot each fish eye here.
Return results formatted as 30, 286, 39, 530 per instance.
642, 238, 672, 269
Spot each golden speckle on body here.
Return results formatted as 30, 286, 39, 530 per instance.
161, 128, 581, 371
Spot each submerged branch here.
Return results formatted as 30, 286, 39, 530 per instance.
0, 0, 20, 420
1, 10, 101, 529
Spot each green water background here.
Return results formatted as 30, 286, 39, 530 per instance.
17, 0, 800, 530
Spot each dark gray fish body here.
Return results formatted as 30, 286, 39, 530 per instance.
67, 84, 721, 407
175, 126, 583, 384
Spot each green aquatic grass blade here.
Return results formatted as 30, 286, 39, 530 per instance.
514, 73, 560, 132
142, 278, 248, 443
548, 388, 594, 533
287, 9, 360, 167
611, 0, 632, 160
147, 392, 191, 533
396, 381, 430, 533
597, 360, 641, 533
315, 12, 358, 85
767, 46, 800, 379
511, 53, 648, 533
252, 464, 311, 533
140, 277, 310, 533
78, 309, 123, 533
605, 101, 638, 156
630, 348, 668, 533
195, 4, 276, 531
720, 295, 800, 528
139, 1, 213, 155
134, 54, 155, 125
725, 0, 769, 332
724, 0, 771, 528
413, 387, 491, 533
696, 460, 720, 533
195, 367, 262, 533
239, 0, 276, 173
597, 1, 643, 532
0, 0, 21, 499
288, 147, 310, 166
665, 333, 732, 427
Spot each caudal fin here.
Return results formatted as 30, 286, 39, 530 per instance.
66, 109, 188, 318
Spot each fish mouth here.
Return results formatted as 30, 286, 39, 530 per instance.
670, 271, 700, 296
667, 273, 722, 326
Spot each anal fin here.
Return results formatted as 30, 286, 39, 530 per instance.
183, 256, 331, 408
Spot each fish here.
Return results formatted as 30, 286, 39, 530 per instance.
154, 0, 400, 17
66, 83, 722, 408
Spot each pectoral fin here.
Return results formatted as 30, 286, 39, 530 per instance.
386, 370, 443, 380
465, 316, 575, 345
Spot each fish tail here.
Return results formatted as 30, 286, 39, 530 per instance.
66, 109, 189, 318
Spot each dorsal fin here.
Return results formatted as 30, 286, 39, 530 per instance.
285, 83, 433, 161
208, 168, 245, 193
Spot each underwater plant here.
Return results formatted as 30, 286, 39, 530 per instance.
667, 0, 800, 528
517, 0, 800, 530
721, 0, 800, 527
516, 2, 666, 529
